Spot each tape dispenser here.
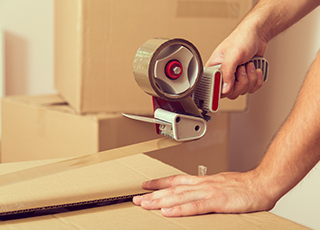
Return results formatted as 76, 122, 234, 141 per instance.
123, 38, 269, 141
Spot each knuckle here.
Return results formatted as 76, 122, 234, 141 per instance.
167, 186, 178, 195
187, 175, 199, 184
141, 193, 153, 201
168, 175, 182, 185
168, 174, 195, 186
176, 191, 190, 202
190, 200, 204, 213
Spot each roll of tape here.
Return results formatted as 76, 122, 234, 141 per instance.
133, 38, 203, 101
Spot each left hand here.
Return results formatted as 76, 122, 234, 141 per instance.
132, 172, 275, 217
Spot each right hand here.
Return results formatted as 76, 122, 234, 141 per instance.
206, 24, 268, 99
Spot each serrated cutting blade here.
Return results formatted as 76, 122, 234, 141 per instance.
122, 113, 172, 126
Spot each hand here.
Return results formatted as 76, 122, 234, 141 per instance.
206, 23, 268, 99
133, 172, 276, 217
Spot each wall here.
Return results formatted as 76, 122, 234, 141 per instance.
228, 6, 320, 229
0, 26, 4, 97
1, 0, 320, 228
0, 0, 56, 95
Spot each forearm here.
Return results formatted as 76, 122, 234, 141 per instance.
240, 0, 320, 42
255, 51, 320, 202
133, 57, 320, 215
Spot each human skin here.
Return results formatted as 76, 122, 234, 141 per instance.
207, 0, 320, 100
133, 0, 320, 217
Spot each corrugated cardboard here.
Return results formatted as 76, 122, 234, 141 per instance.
55, 0, 250, 114
0, 141, 307, 229
1, 94, 230, 175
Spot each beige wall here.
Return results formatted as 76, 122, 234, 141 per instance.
1, 0, 320, 228
0, 0, 56, 95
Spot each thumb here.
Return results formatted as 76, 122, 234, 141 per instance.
220, 62, 236, 95
219, 51, 246, 95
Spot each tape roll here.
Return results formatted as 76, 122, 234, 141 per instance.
133, 38, 203, 101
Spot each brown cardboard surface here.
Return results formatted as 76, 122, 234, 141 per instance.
1, 94, 159, 163
1, 94, 230, 176
0, 140, 182, 213
0, 150, 308, 229
55, 0, 251, 114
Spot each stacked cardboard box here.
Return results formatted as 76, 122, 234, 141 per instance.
1, 94, 230, 175
1, 94, 159, 161
0, 1, 308, 227
54, 0, 250, 114
2, 0, 253, 174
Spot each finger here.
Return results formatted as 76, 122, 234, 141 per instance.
248, 69, 264, 93
142, 184, 195, 201
135, 184, 193, 206
160, 198, 219, 217
220, 65, 236, 96
245, 62, 258, 92
133, 176, 210, 206
228, 65, 249, 99
140, 187, 208, 210
205, 51, 235, 96
141, 175, 198, 190
219, 50, 245, 95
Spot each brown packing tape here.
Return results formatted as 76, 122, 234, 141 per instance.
133, 38, 203, 101
0, 138, 180, 188
179, 97, 203, 118
176, 1, 240, 18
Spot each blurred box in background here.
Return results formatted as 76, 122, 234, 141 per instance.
1, 94, 159, 162
55, 0, 252, 114
1, 94, 230, 175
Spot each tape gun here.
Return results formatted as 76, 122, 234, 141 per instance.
123, 38, 269, 141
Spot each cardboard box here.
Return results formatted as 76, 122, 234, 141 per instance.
0, 140, 307, 229
55, 0, 250, 114
1, 94, 159, 162
1, 94, 230, 175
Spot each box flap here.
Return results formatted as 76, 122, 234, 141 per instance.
0, 142, 308, 229
0, 138, 182, 213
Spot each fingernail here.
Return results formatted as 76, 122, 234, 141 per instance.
142, 181, 151, 187
133, 195, 142, 203
240, 66, 247, 75
249, 62, 255, 73
222, 83, 229, 93
141, 200, 152, 205
161, 208, 172, 213
145, 180, 152, 185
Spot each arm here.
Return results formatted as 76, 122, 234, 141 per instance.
132, 0, 320, 217
210, 0, 320, 99
132, 51, 320, 216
